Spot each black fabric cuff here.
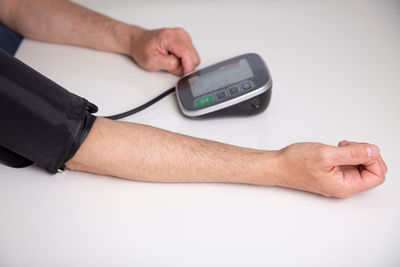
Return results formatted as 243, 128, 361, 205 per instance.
0, 48, 98, 173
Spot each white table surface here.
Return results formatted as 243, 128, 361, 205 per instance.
1, 0, 400, 266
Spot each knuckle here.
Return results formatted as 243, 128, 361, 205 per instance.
314, 145, 331, 163
174, 27, 187, 36
174, 27, 191, 41
168, 58, 179, 69
160, 28, 174, 38
174, 27, 185, 33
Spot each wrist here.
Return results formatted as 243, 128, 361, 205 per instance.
247, 150, 282, 187
111, 22, 144, 56
127, 26, 146, 62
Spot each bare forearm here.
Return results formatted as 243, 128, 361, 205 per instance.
65, 117, 387, 198
66, 117, 279, 185
0, 0, 136, 54
0, 0, 200, 75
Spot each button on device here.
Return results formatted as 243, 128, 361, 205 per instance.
242, 81, 253, 90
228, 86, 239, 95
216, 90, 227, 100
195, 95, 215, 107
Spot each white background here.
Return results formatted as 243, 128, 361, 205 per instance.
1, 0, 399, 266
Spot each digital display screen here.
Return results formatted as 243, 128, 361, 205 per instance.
189, 59, 254, 97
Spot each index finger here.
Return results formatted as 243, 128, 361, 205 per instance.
174, 28, 201, 66
337, 141, 386, 192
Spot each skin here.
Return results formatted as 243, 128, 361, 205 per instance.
66, 118, 387, 199
0, 0, 387, 198
0, 0, 200, 75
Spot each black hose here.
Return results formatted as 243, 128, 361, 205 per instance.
104, 87, 175, 120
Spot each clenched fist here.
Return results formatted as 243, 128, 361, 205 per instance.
129, 27, 200, 76
271, 141, 387, 198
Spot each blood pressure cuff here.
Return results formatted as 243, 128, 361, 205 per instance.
0, 48, 98, 173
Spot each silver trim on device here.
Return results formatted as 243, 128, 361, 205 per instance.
176, 78, 272, 117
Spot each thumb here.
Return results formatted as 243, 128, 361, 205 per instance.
328, 143, 380, 166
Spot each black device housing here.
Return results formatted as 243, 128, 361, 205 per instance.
176, 53, 272, 118
199, 88, 272, 118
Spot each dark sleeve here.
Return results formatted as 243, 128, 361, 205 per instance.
0, 48, 98, 173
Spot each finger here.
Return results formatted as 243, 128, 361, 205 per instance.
358, 167, 386, 191
327, 143, 380, 166
335, 140, 386, 194
371, 154, 388, 176
153, 54, 181, 73
184, 36, 201, 66
169, 65, 184, 76
363, 157, 385, 178
175, 27, 192, 42
165, 39, 196, 74
378, 155, 388, 174
184, 39, 200, 67
364, 153, 387, 177
338, 159, 384, 197
192, 44, 201, 66
338, 140, 387, 175
174, 43, 195, 74
178, 31, 200, 66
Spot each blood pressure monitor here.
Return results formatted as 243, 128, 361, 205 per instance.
104, 53, 272, 120
176, 53, 272, 118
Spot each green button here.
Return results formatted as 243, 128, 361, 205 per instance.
195, 95, 215, 107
